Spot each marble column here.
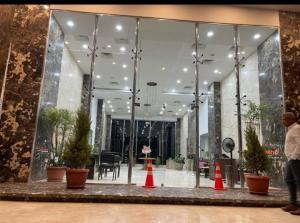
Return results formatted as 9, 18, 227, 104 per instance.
208, 82, 221, 158
81, 74, 91, 115
0, 5, 49, 182
175, 118, 181, 156
105, 114, 112, 150
94, 99, 104, 153
279, 11, 300, 119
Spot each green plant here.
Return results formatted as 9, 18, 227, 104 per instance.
243, 125, 271, 175
63, 108, 92, 169
174, 154, 185, 164
155, 156, 161, 166
242, 100, 270, 128
39, 107, 74, 166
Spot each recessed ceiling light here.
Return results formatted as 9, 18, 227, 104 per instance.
65, 41, 69, 45
111, 109, 115, 112
241, 51, 245, 55
162, 67, 166, 71
176, 80, 181, 84
125, 86, 129, 90
179, 109, 182, 112
214, 69, 219, 74
116, 24, 122, 31
96, 75, 101, 79
124, 76, 128, 81
192, 51, 196, 56
228, 53, 233, 58
109, 105, 113, 108
77, 60, 80, 63
175, 113, 178, 116
183, 67, 188, 72
159, 111, 163, 115
107, 100, 111, 104
128, 110, 131, 113
203, 81, 208, 85
120, 47, 126, 52
82, 44, 88, 49
67, 20, 74, 27
107, 45, 111, 48
207, 31, 214, 37
112, 61, 116, 65
253, 33, 261, 39
172, 89, 175, 93
126, 101, 130, 105
182, 104, 186, 108
122, 64, 127, 68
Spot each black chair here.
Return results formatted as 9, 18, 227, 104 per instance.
98, 151, 121, 180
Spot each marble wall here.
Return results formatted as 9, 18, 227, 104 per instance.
279, 11, 300, 119
94, 99, 104, 153
0, 5, 49, 182
81, 74, 91, 114
105, 114, 112, 150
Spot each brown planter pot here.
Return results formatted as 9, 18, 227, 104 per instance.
66, 168, 89, 189
47, 167, 66, 182
247, 175, 270, 195
243, 172, 252, 186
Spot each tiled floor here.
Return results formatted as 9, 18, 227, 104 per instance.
88, 164, 240, 188
0, 201, 298, 223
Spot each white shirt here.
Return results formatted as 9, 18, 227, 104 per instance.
284, 123, 300, 160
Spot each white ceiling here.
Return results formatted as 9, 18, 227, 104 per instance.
53, 10, 277, 120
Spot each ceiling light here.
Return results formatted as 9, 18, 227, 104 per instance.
124, 76, 128, 81
68, 73, 73, 77
171, 89, 175, 93
65, 41, 69, 45
112, 61, 116, 65
43, 5, 49, 10
214, 69, 219, 74
116, 24, 122, 31
120, 47, 126, 52
159, 111, 163, 115
82, 44, 88, 49
125, 86, 129, 90
179, 109, 182, 112
67, 20, 74, 27
127, 106, 130, 109
122, 64, 127, 68
175, 113, 178, 116
192, 51, 196, 56
241, 51, 245, 55
107, 45, 111, 48
228, 53, 233, 58
107, 100, 111, 104
128, 110, 131, 113
182, 104, 186, 108
77, 60, 80, 63
109, 105, 113, 108
207, 31, 214, 37
161, 67, 166, 71
203, 81, 208, 85
111, 109, 115, 112
96, 75, 101, 79
183, 67, 188, 72
259, 72, 265, 76
126, 101, 130, 105
276, 35, 280, 41
176, 80, 181, 84
253, 33, 261, 39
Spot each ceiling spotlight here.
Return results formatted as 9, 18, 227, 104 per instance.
112, 61, 116, 65
65, 41, 69, 45
120, 47, 126, 52
128, 110, 131, 113
124, 76, 128, 81
122, 64, 127, 68
188, 109, 191, 113
182, 104, 186, 108
111, 109, 115, 112
82, 44, 88, 49
127, 106, 130, 109
176, 80, 181, 84
228, 53, 233, 58
107, 100, 111, 104
214, 69, 219, 74
162, 67, 166, 71
107, 45, 111, 48
207, 31, 214, 37
126, 101, 130, 105
116, 24, 123, 31
160, 111, 163, 115
183, 67, 188, 72
203, 81, 208, 85
241, 51, 245, 55
77, 60, 80, 63
67, 20, 74, 27
175, 113, 178, 116
109, 105, 113, 108
179, 109, 182, 112
96, 75, 101, 79
253, 33, 261, 39
192, 51, 196, 56
125, 86, 129, 90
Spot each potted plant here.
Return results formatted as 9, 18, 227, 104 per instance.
243, 125, 271, 195
155, 156, 161, 167
174, 154, 185, 171
63, 108, 92, 189
40, 107, 74, 182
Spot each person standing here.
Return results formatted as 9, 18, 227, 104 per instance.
281, 112, 300, 215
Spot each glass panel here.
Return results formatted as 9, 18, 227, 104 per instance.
238, 25, 285, 188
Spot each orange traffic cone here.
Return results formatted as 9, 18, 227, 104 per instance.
212, 162, 226, 190
143, 159, 156, 188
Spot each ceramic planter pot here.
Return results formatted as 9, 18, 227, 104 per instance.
47, 166, 66, 182
175, 162, 184, 170
66, 168, 89, 189
246, 175, 270, 195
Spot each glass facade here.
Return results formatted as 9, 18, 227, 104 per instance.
30, 9, 285, 189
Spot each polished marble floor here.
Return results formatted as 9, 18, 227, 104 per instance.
0, 201, 298, 223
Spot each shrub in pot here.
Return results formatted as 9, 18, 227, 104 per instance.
63, 108, 92, 189
243, 125, 271, 195
39, 107, 74, 182
174, 154, 185, 170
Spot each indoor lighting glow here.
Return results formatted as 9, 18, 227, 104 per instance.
96, 75, 101, 79
124, 76, 128, 81
67, 20, 74, 27
109, 105, 113, 108
125, 86, 129, 90
183, 67, 188, 72
192, 51, 196, 56
68, 73, 73, 77
107, 100, 111, 104
120, 47, 126, 52
54, 73, 60, 77
111, 109, 115, 112
161, 67, 166, 71
207, 31, 214, 37
228, 53, 233, 58
171, 89, 175, 93
127, 106, 130, 109
276, 35, 280, 41
122, 64, 127, 68
241, 51, 245, 55
214, 69, 219, 74
253, 33, 261, 39
182, 104, 186, 107
77, 60, 80, 63
128, 110, 131, 113
82, 44, 88, 49
43, 5, 49, 10
179, 109, 182, 112
65, 41, 69, 45
188, 109, 192, 113
203, 81, 208, 85
175, 113, 178, 116
116, 24, 123, 31
126, 101, 130, 105
176, 80, 181, 84
107, 45, 111, 48
259, 72, 265, 76
160, 111, 163, 115
112, 61, 116, 65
